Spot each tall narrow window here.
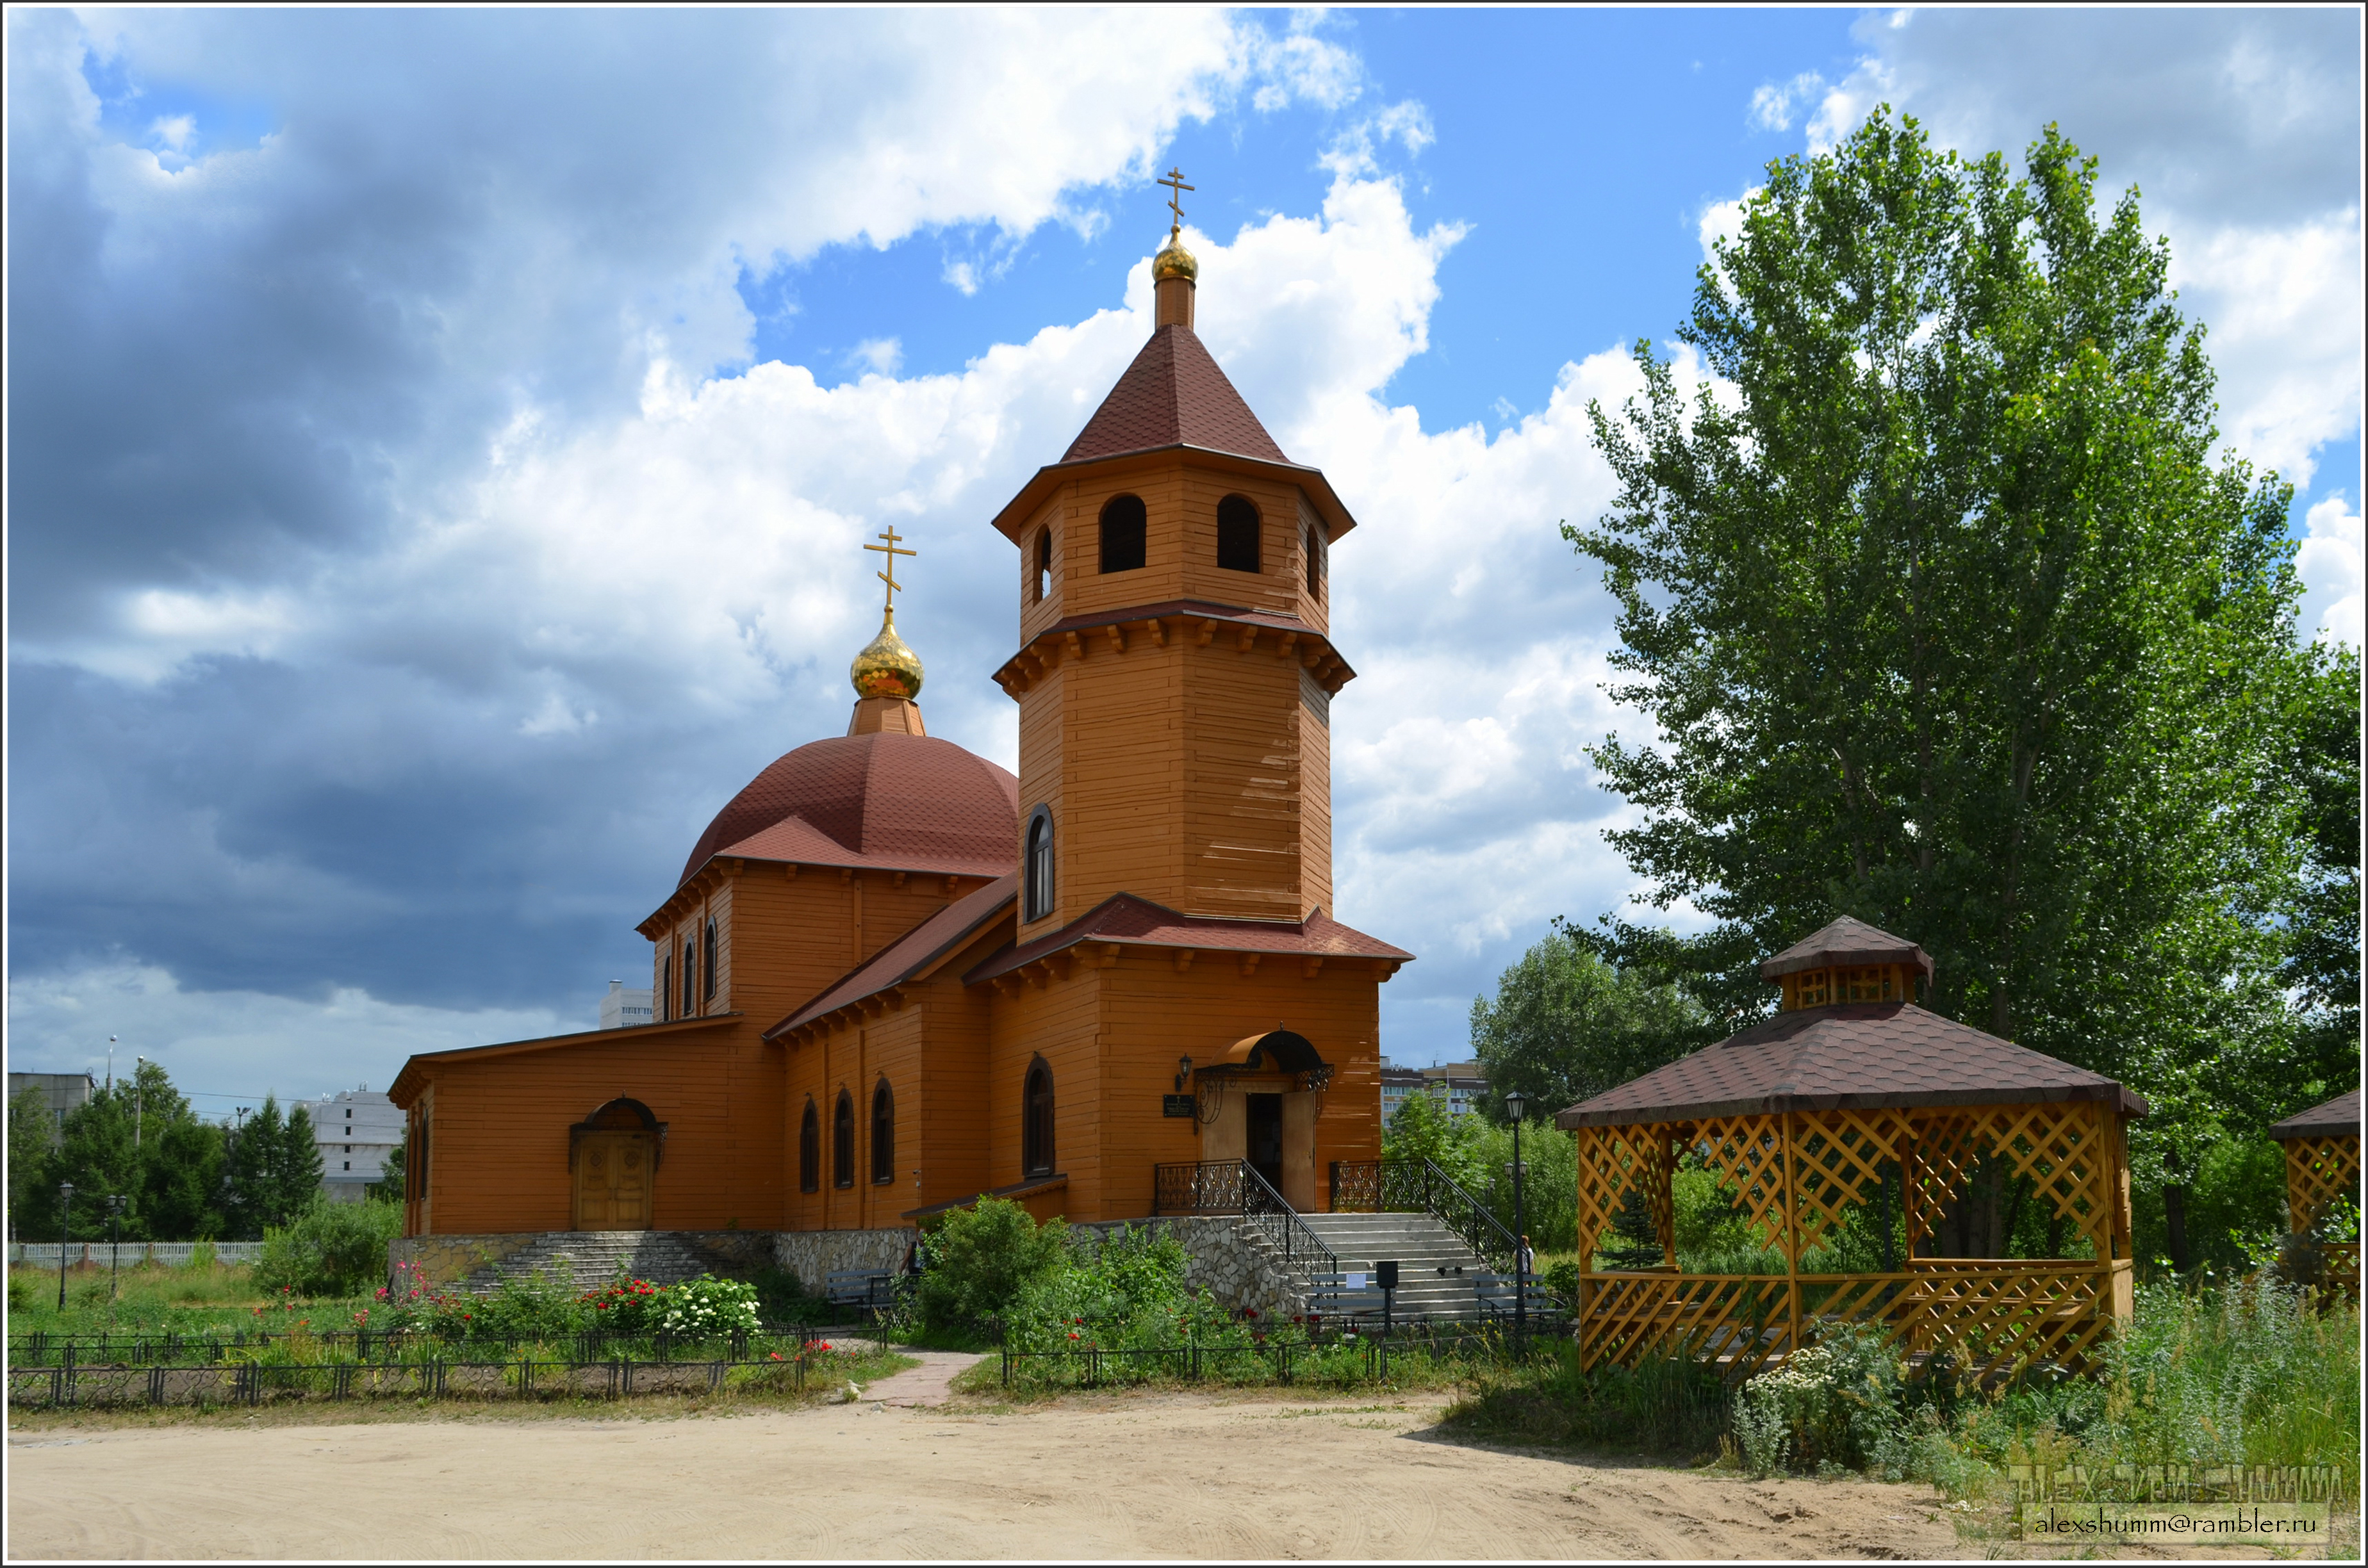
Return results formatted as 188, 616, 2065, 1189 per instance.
832, 1090, 855, 1189
1023, 1060, 1055, 1176
660, 954, 673, 1022
702, 919, 718, 1003
798, 1100, 819, 1194
682, 939, 697, 1016
871, 1080, 896, 1185
1217, 495, 1261, 573
1305, 525, 1323, 596
1033, 528, 1052, 603
1099, 494, 1146, 573
1024, 805, 1055, 922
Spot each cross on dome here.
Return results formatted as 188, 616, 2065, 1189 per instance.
864, 525, 916, 614
1158, 165, 1193, 238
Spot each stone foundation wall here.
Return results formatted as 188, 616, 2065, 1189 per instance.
769, 1228, 915, 1292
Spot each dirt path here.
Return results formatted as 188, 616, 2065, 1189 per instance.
7, 1392, 1973, 1560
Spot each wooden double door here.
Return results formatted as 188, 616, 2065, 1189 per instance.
575, 1132, 654, 1229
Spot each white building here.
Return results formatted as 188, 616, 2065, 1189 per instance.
300, 1088, 404, 1203
600, 980, 654, 1031
7, 1072, 95, 1147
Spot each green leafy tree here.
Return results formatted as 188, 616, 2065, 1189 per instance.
368, 1141, 406, 1203
276, 1103, 326, 1220
1381, 1089, 1483, 1191
916, 1195, 1071, 1328
8, 1088, 59, 1238
2274, 641, 2362, 1109
1568, 109, 2314, 1264
36, 1081, 143, 1242
222, 1096, 320, 1238
1469, 927, 1708, 1118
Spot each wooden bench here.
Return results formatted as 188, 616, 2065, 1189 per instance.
1473, 1273, 1563, 1326
1304, 1273, 1387, 1322
824, 1270, 895, 1314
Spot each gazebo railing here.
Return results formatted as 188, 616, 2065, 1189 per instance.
1578, 1260, 2127, 1380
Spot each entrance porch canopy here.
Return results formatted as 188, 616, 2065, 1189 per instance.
1554, 919, 2146, 1379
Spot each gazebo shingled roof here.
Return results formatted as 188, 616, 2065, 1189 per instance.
1759, 914, 1936, 981
2269, 1087, 2361, 1141
1554, 1000, 2148, 1129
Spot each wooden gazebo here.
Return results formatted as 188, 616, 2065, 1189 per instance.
1555, 918, 2144, 1379
2268, 1087, 2360, 1294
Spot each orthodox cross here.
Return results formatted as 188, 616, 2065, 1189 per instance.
865, 525, 916, 613
1158, 165, 1194, 237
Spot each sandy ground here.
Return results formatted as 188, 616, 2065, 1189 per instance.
2, 1356, 2306, 1561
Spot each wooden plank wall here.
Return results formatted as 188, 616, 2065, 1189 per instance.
419, 1022, 784, 1234
1298, 667, 1333, 917
1181, 639, 1303, 922
985, 961, 1103, 1211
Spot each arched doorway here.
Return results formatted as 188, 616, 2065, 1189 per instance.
1197, 1031, 1333, 1209
571, 1098, 665, 1230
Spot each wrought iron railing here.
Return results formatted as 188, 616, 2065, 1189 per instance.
1151, 1159, 1339, 1297
1328, 1158, 1520, 1273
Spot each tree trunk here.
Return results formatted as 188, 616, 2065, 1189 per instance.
2164, 1183, 2192, 1274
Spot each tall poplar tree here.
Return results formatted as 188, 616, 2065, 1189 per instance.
1568, 111, 2323, 1207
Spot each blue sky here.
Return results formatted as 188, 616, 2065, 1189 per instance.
7, 8, 2360, 1114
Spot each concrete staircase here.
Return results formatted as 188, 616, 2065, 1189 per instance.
456, 1232, 746, 1296
1295, 1213, 1499, 1322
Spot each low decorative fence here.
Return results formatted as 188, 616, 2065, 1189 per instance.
998, 1323, 1531, 1390
7, 1323, 889, 1410
8, 1242, 265, 1268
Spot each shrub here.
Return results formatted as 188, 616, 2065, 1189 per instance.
581, 1277, 666, 1334
254, 1200, 403, 1297
651, 1275, 761, 1337
917, 1196, 1070, 1328
472, 1270, 591, 1340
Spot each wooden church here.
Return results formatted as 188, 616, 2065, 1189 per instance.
389, 199, 1412, 1238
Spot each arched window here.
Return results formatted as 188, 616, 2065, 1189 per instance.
660, 953, 672, 1022
1099, 494, 1146, 573
1023, 1059, 1055, 1176
1024, 805, 1055, 922
703, 919, 718, 1003
1033, 528, 1052, 603
1305, 524, 1323, 596
871, 1080, 896, 1185
832, 1090, 855, 1189
682, 938, 697, 1016
1217, 495, 1261, 573
798, 1100, 820, 1193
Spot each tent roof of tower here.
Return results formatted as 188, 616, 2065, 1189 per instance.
2269, 1086, 2362, 1140
962, 892, 1412, 987
987, 324, 1360, 544
1759, 915, 1936, 981
1552, 1000, 2148, 1128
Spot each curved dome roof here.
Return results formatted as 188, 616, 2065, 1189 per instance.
679, 733, 1018, 887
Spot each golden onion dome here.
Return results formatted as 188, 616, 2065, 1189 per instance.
850, 609, 924, 701
1151, 237, 1198, 284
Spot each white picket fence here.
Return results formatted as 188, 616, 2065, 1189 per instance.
8, 1241, 265, 1267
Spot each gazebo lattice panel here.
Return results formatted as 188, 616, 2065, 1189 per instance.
1572, 1099, 2128, 1375
2283, 1134, 2360, 1232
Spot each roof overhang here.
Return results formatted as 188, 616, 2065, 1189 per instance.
388, 1013, 744, 1106
987, 445, 1359, 546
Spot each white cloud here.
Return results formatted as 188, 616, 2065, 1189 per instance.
1748, 72, 1825, 133
847, 337, 905, 377
5, 961, 566, 1106
2297, 496, 2364, 647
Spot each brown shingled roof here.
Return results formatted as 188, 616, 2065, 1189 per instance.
678, 733, 1017, 887
1760, 915, 1936, 981
2269, 1087, 2361, 1141
1062, 325, 1289, 465
964, 894, 1411, 985
1553, 1001, 2148, 1128
766, 874, 1018, 1038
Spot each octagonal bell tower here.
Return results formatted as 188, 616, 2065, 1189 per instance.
987, 203, 1360, 938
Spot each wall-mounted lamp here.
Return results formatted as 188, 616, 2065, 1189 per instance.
1174, 1056, 1194, 1091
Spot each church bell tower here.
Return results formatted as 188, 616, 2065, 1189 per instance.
987, 175, 1361, 935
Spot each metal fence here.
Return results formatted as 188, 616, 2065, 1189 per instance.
8, 1241, 265, 1267
998, 1323, 1533, 1389
6, 1321, 884, 1367
9, 1350, 853, 1410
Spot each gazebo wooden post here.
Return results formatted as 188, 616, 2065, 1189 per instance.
1659, 1129, 1679, 1269
1782, 1110, 1802, 1356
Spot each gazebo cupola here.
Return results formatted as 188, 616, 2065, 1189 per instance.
1761, 914, 1934, 1011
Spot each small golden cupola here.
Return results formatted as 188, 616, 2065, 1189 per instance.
1151, 164, 1197, 329
1760, 915, 1933, 1011
848, 525, 926, 736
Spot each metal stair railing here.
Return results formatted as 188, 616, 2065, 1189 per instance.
1327, 1158, 1520, 1274
1151, 1159, 1338, 1300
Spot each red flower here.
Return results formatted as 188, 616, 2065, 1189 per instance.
768, 1352, 784, 1362
1242, 1309, 1258, 1320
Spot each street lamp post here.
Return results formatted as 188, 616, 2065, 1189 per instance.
56, 1181, 75, 1312
106, 1195, 127, 1304
1502, 1089, 1529, 1355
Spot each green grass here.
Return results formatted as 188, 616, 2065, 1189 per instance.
8, 1260, 371, 1337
